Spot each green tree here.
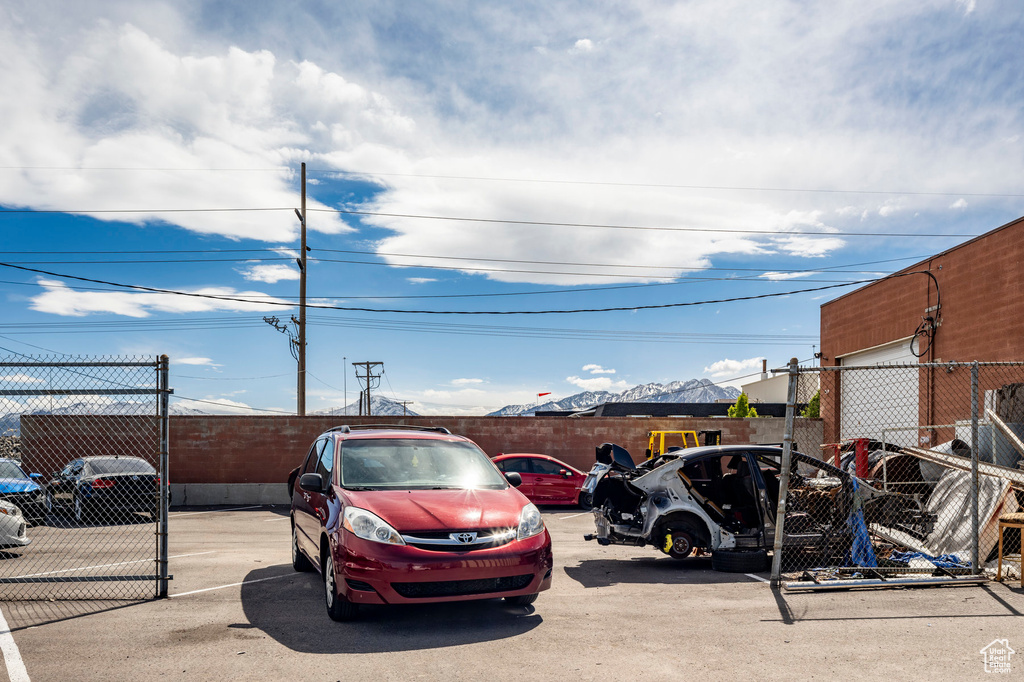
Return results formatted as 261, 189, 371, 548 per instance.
801, 390, 820, 418
727, 392, 758, 418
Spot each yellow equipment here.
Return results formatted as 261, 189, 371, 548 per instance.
646, 430, 700, 459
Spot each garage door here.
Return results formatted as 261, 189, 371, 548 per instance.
838, 338, 919, 445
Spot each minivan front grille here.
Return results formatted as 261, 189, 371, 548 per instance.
402, 528, 516, 552
391, 574, 533, 598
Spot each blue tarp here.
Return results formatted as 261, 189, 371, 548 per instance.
845, 479, 878, 568
888, 551, 971, 569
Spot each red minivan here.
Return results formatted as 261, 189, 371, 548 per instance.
289, 425, 553, 621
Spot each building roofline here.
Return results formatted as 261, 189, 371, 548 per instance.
820, 214, 1024, 309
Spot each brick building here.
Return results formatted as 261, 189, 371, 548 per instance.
819, 214, 1024, 447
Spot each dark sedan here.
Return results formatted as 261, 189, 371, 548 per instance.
47, 456, 160, 524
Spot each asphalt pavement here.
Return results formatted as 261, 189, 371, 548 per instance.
0, 506, 1022, 680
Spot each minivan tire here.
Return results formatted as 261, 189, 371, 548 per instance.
324, 551, 359, 621
291, 522, 313, 572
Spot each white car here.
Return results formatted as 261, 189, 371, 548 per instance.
0, 500, 30, 550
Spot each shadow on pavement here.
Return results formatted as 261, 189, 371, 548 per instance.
563, 556, 767, 588
2, 599, 148, 631
239, 565, 542, 653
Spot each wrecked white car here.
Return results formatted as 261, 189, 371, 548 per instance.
582, 443, 933, 573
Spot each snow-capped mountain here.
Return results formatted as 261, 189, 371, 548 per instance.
0, 400, 207, 435
314, 395, 420, 417
488, 379, 740, 416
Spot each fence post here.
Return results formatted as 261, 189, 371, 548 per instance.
770, 357, 799, 588
158, 354, 171, 597
970, 361, 979, 575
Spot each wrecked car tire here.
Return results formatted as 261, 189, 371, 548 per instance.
711, 548, 769, 573
578, 492, 593, 510
663, 526, 699, 560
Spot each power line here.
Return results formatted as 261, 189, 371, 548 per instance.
0, 206, 980, 237
309, 168, 1024, 199
311, 207, 980, 238
170, 394, 295, 414
0, 314, 818, 345
4, 164, 1019, 198
0, 261, 872, 315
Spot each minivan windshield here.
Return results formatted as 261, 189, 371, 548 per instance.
339, 439, 507, 490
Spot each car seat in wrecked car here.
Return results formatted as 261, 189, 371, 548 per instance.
721, 456, 759, 528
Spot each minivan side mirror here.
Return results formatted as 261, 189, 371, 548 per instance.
298, 472, 325, 493
504, 471, 522, 488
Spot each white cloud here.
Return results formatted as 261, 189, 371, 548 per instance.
703, 357, 765, 379
582, 364, 616, 374
956, 0, 976, 14
0, 374, 45, 384
237, 263, 300, 283
949, 198, 968, 209
2, 2, 1021, 293
759, 271, 816, 281
407, 277, 438, 284
29, 278, 292, 317
451, 378, 484, 386
566, 375, 630, 392
176, 357, 219, 366
570, 39, 595, 54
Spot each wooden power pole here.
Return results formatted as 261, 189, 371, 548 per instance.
295, 163, 307, 416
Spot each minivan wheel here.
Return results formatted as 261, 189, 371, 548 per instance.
323, 552, 359, 621
291, 523, 313, 572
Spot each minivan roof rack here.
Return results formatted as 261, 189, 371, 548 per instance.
325, 424, 452, 435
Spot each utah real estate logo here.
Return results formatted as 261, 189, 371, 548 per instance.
980, 639, 1015, 674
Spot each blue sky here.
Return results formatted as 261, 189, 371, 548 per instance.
1, 0, 1022, 415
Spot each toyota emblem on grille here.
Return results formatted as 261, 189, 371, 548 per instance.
451, 532, 477, 544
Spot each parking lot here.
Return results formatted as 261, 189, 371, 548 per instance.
1, 506, 1022, 680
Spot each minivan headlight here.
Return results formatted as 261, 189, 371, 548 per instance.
517, 503, 544, 541
343, 507, 405, 546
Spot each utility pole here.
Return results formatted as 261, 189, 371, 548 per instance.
343, 355, 347, 415
294, 162, 308, 416
396, 400, 413, 416
353, 362, 384, 416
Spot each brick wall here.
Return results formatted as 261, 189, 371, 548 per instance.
820, 215, 1024, 442
22, 414, 818, 485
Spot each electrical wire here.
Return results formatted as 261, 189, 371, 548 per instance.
309, 168, 1024, 199
0, 261, 872, 315
0, 206, 979, 238
311, 207, 978, 238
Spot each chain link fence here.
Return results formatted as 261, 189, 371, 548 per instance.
0, 356, 170, 600
770, 360, 1024, 590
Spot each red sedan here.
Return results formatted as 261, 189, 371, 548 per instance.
492, 453, 589, 507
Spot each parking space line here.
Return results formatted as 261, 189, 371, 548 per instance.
4, 551, 216, 580
556, 512, 591, 520
0, 607, 30, 682
263, 517, 289, 522
745, 573, 770, 584
170, 573, 292, 598
172, 506, 264, 517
